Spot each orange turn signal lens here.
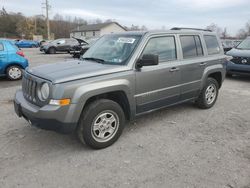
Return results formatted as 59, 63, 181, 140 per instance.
49, 99, 71, 106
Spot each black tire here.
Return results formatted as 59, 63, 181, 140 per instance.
48, 47, 56, 54
6, 65, 23, 80
77, 99, 125, 149
196, 77, 219, 109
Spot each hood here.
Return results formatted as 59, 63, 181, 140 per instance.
72, 37, 89, 45
226, 48, 250, 58
26, 60, 130, 84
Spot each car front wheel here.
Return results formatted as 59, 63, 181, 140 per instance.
6, 65, 23, 80
48, 47, 56, 54
77, 99, 125, 149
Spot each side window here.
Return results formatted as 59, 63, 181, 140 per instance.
0, 43, 4, 51
194, 36, 203, 56
180, 35, 203, 59
204, 35, 220, 55
142, 36, 177, 63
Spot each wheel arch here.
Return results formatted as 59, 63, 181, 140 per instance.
83, 91, 131, 121
208, 72, 222, 88
202, 64, 226, 89
4, 63, 25, 74
71, 80, 136, 123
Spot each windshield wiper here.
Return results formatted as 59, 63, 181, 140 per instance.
82, 57, 105, 64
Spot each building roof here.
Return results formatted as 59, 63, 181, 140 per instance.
72, 22, 126, 32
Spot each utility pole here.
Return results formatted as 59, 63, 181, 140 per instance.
42, 0, 51, 40
34, 16, 37, 34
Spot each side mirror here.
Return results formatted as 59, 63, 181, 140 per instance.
136, 54, 159, 69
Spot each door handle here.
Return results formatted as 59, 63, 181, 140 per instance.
199, 62, 207, 66
169, 67, 180, 72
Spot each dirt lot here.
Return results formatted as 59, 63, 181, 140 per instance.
0, 49, 250, 188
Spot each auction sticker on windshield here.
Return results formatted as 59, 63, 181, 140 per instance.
117, 38, 136, 44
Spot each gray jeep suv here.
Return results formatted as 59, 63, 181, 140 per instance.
14, 28, 226, 149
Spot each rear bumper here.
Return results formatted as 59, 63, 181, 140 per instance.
226, 61, 250, 75
14, 90, 78, 133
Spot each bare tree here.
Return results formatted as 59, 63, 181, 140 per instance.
206, 23, 223, 37
221, 27, 229, 39
237, 21, 250, 39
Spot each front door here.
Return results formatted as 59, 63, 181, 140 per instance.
135, 35, 182, 114
56, 39, 66, 51
0, 42, 8, 75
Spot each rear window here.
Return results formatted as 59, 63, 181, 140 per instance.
180, 35, 203, 59
0, 43, 4, 51
204, 35, 221, 55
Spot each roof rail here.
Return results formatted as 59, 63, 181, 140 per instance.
171, 27, 212, 32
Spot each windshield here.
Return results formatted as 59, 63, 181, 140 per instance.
82, 34, 141, 65
236, 38, 250, 50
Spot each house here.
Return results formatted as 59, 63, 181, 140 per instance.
70, 22, 126, 39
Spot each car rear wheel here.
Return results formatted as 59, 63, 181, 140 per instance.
6, 65, 23, 80
196, 77, 219, 109
77, 99, 125, 149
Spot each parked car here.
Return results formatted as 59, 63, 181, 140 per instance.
69, 37, 89, 58
40, 38, 80, 54
70, 37, 99, 58
0, 39, 28, 80
226, 36, 250, 76
15, 40, 39, 48
222, 39, 242, 53
14, 29, 226, 149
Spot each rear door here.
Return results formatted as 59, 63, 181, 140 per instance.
0, 42, 8, 75
178, 34, 206, 100
135, 35, 182, 114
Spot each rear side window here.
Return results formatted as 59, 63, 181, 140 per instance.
204, 35, 220, 55
180, 35, 203, 59
142, 36, 177, 63
0, 43, 4, 51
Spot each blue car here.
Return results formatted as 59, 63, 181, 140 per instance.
226, 37, 250, 76
0, 39, 29, 80
15, 40, 39, 48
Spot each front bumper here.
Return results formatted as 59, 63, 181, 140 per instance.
227, 61, 250, 75
14, 90, 78, 133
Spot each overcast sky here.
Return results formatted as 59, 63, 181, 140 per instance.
2, 0, 250, 35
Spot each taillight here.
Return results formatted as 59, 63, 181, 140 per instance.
16, 51, 25, 57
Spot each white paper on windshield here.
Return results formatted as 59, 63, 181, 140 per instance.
117, 38, 136, 44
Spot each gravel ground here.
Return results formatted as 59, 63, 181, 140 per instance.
0, 49, 249, 188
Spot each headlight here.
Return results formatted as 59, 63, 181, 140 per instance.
38, 83, 50, 101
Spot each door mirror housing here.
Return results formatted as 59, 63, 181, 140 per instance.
136, 54, 159, 69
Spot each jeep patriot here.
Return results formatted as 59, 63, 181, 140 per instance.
14, 28, 226, 149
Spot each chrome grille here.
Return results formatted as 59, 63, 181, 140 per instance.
231, 57, 250, 65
